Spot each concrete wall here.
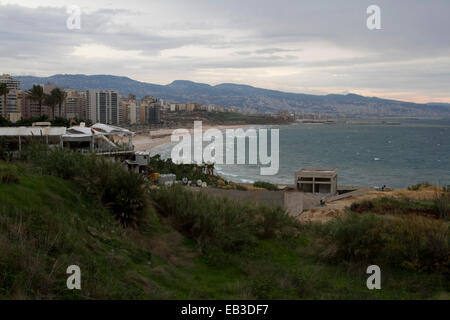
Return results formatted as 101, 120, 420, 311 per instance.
284, 191, 304, 217
193, 188, 315, 217
197, 188, 285, 208
326, 187, 370, 202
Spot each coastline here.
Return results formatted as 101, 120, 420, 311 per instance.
132, 124, 258, 151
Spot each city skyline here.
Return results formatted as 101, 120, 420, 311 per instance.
1, 0, 450, 103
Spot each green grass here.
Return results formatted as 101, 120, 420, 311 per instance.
253, 181, 279, 191
350, 196, 441, 218
0, 159, 448, 300
0, 161, 157, 299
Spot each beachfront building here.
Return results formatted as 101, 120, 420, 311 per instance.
63, 123, 134, 154
86, 90, 120, 125
0, 126, 66, 155
295, 168, 338, 195
0, 123, 134, 156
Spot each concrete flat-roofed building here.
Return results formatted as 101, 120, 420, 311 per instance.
295, 168, 337, 195
86, 90, 120, 125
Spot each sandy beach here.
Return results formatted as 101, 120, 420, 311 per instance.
133, 124, 255, 151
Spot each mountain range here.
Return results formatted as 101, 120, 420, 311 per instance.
14, 74, 450, 118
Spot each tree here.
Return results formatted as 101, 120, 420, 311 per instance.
51, 88, 66, 118
0, 83, 9, 118
27, 85, 45, 116
44, 94, 57, 120
0, 115, 12, 127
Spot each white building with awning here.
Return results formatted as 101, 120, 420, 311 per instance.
0, 123, 134, 155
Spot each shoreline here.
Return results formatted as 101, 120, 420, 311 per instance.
132, 124, 258, 152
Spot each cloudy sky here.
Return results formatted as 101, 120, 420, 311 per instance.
1, 0, 449, 103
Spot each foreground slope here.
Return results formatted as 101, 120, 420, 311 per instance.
0, 160, 448, 299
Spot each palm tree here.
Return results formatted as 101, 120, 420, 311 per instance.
0, 83, 9, 118
27, 85, 45, 116
51, 88, 66, 118
44, 94, 57, 120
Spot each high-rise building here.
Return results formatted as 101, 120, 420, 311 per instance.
86, 90, 120, 125
65, 90, 87, 119
42, 83, 57, 95
147, 104, 161, 124
0, 74, 20, 118
127, 101, 138, 125
19, 91, 47, 118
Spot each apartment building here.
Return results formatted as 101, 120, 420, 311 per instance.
19, 90, 48, 118
86, 90, 120, 125
65, 90, 87, 119
146, 104, 161, 124
0, 74, 20, 118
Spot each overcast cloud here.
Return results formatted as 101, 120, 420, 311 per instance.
1, 0, 449, 102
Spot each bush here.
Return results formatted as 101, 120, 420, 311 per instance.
25, 147, 148, 227
435, 191, 450, 220
350, 197, 439, 218
408, 183, 432, 191
151, 185, 298, 253
235, 184, 248, 191
253, 181, 278, 191
315, 213, 449, 274
0, 165, 20, 184
147, 155, 219, 186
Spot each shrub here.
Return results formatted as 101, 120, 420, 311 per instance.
147, 155, 218, 185
0, 166, 20, 184
435, 191, 450, 220
350, 197, 438, 218
235, 184, 248, 191
253, 181, 278, 191
316, 213, 449, 274
408, 183, 432, 191
151, 185, 298, 253
25, 147, 148, 227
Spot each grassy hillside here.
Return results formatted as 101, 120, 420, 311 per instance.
0, 155, 448, 299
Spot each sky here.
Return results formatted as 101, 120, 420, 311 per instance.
1, 0, 449, 103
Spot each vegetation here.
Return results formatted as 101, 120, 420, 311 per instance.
25, 147, 148, 227
435, 191, 450, 220
200, 111, 290, 125
408, 183, 432, 191
0, 147, 448, 299
235, 184, 248, 191
146, 154, 220, 186
44, 93, 57, 120
350, 196, 449, 220
164, 110, 292, 126
0, 115, 88, 128
27, 85, 45, 116
50, 88, 66, 117
313, 213, 449, 274
0, 163, 156, 299
253, 181, 279, 191
0, 163, 20, 184
151, 185, 298, 254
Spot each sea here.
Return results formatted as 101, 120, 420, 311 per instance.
150, 118, 450, 189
